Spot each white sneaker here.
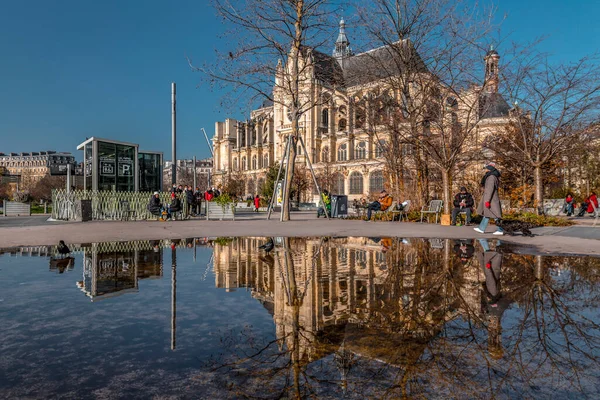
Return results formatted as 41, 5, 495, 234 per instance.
473, 227, 485, 234
493, 231, 504, 236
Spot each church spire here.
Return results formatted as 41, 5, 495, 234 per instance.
484, 45, 500, 93
333, 17, 352, 59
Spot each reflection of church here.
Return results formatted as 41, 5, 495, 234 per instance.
76, 242, 163, 301
213, 237, 495, 369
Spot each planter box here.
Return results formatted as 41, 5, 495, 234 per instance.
2, 201, 31, 217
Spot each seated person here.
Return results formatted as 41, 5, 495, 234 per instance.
563, 193, 576, 216
366, 190, 393, 220
453, 239, 475, 264
451, 186, 474, 225
168, 193, 182, 220
578, 191, 598, 217
317, 189, 331, 217
147, 192, 163, 217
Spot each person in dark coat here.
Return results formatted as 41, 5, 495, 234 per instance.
451, 186, 474, 225
453, 239, 475, 264
185, 186, 195, 217
474, 162, 503, 235
168, 193, 182, 221
147, 192, 163, 217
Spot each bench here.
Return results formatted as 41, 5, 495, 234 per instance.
542, 199, 564, 216
420, 200, 443, 224
206, 202, 235, 221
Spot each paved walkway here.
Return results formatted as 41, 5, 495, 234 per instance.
0, 213, 598, 256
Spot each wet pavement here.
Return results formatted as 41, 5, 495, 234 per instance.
1, 236, 600, 399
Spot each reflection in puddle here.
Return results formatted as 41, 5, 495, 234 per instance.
210, 237, 600, 399
1, 237, 599, 399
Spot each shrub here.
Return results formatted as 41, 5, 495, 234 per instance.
214, 193, 235, 212
501, 211, 574, 227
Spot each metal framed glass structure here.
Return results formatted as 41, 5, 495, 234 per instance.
77, 137, 163, 192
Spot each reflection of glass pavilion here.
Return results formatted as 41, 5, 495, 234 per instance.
76, 242, 163, 301
77, 137, 163, 192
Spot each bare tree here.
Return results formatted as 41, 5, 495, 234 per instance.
191, 0, 337, 221
355, 0, 499, 212
30, 174, 67, 203
487, 52, 600, 213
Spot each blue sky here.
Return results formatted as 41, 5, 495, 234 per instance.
0, 0, 598, 161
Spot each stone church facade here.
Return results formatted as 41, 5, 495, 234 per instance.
212, 19, 511, 202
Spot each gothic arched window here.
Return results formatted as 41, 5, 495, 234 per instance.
355, 141, 366, 159
252, 155, 257, 170
337, 143, 347, 161
369, 170, 384, 193
349, 171, 364, 194
242, 157, 247, 170
263, 154, 269, 168
338, 118, 347, 132
322, 108, 329, 127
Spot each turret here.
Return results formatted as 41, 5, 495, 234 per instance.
484, 45, 500, 93
333, 18, 352, 61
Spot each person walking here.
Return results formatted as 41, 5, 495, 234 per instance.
254, 194, 261, 213
474, 162, 504, 235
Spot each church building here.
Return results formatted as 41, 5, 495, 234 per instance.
212, 19, 511, 202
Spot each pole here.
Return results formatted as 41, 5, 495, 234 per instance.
171, 82, 177, 186
193, 156, 197, 190
267, 135, 291, 220
201, 128, 214, 156
171, 244, 177, 350
298, 136, 329, 219
66, 163, 71, 194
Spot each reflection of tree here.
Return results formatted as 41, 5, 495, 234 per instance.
208, 238, 600, 398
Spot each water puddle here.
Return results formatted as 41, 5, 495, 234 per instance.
1, 237, 599, 399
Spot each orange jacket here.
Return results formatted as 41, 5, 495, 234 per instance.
380, 195, 393, 211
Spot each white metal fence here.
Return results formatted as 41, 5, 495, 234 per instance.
51, 189, 191, 221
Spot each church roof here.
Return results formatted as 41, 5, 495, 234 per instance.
301, 47, 345, 87
342, 41, 428, 87
305, 40, 428, 88
479, 92, 510, 119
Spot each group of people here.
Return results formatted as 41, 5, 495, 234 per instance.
563, 192, 598, 217
147, 184, 224, 221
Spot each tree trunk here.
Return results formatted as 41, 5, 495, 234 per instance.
441, 168, 452, 214
281, 136, 297, 221
280, 0, 303, 222
415, 147, 427, 207
534, 164, 543, 215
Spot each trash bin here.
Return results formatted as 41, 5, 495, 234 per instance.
330, 195, 348, 218
74, 200, 92, 222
